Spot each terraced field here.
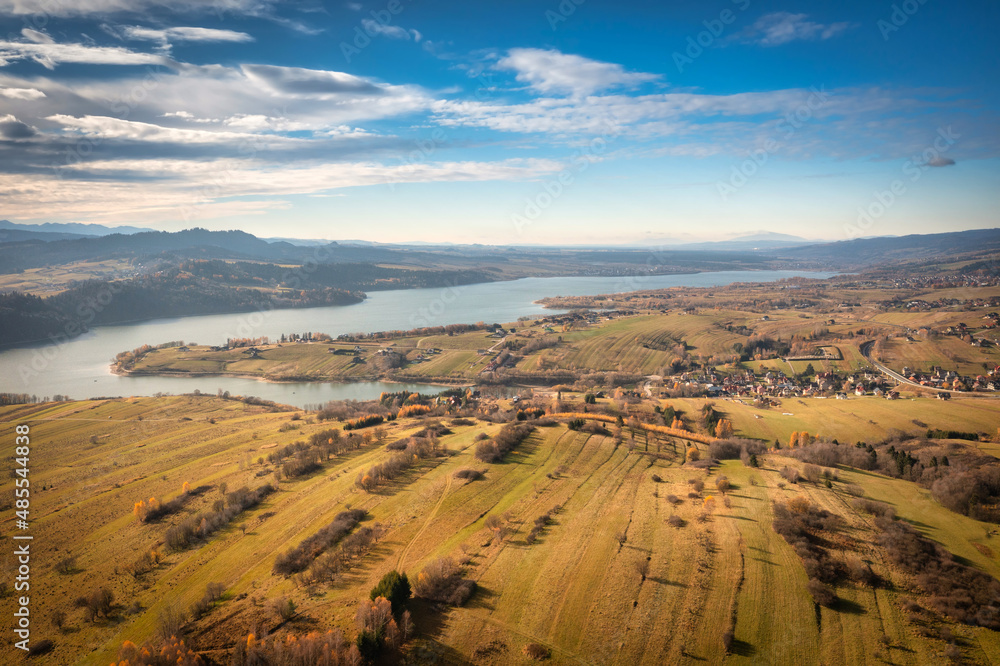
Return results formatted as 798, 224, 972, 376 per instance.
669, 395, 1000, 445
2, 396, 998, 664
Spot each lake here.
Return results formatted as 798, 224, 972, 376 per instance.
0, 270, 836, 407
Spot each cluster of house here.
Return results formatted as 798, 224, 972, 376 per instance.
899, 366, 1000, 392
482, 352, 516, 374
678, 368, 900, 400
864, 272, 1000, 291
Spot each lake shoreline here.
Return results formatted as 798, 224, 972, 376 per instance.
110, 366, 471, 388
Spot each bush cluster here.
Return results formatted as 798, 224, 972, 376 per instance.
525, 508, 557, 545
772, 498, 847, 606
474, 422, 534, 463
877, 516, 1000, 628
344, 414, 385, 431
306, 523, 388, 584
165, 484, 274, 551
273, 509, 366, 575
413, 557, 476, 606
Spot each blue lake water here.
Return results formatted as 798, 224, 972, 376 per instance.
0, 270, 836, 407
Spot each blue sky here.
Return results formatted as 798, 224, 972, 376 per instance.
0, 0, 996, 245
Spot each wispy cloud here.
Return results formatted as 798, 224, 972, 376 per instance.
0, 86, 45, 100
0, 32, 176, 69
360, 19, 421, 42
496, 48, 659, 97
0, 0, 276, 17
735, 12, 852, 47
109, 25, 255, 47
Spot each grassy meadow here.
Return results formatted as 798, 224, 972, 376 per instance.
2, 395, 999, 664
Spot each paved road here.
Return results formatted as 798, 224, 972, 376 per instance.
858, 340, 999, 397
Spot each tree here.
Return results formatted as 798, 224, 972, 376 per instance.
788, 431, 799, 449
370, 570, 411, 617
715, 419, 734, 439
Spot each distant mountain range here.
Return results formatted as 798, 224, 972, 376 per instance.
0, 220, 996, 272
0, 220, 155, 237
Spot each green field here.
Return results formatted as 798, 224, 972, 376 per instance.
2, 396, 998, 664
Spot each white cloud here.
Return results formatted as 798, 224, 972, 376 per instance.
0, 0, 275, 17
0, 157, 565, 224
0, 86, 44, 99
20, 28, 53, 44
0, 36, 175, 69
241, 63, 384, 96
117, 25, 254, 45
496, 48, 659, 97
737, 12, 851, 46
47, 114, 304, 144
360, 19, 421, 42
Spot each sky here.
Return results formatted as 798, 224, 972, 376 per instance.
0, 0, 997, 245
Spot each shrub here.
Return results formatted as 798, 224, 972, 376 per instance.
524, 643, 551, 660
413, 557, 476, 606
454, 468, 484, 482
271, 596, 296, 621
667, 515, 685, 528
780, 466, 800, 484
807, 578, 837, 607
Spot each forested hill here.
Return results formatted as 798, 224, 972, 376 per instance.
0, 278, 362, 348
0, 228, 464, 271
786, 228, 1000, 265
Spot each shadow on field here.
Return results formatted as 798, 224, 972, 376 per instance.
831, 598, 866, 615
466, 585, 499, 611
409, 597, 450, 642
718, 513, 756, 522
727, 637, 756, 657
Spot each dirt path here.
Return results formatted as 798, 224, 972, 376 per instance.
397, 472, 454, 570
